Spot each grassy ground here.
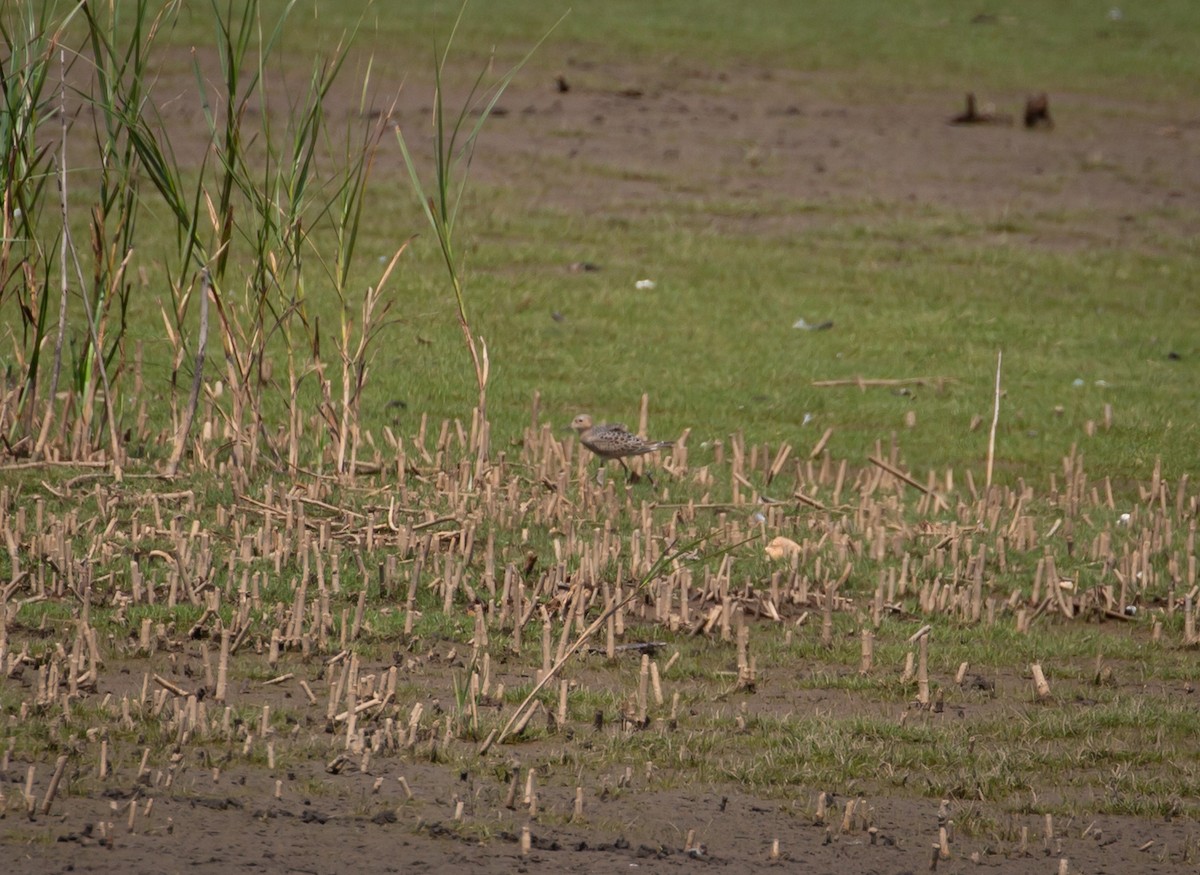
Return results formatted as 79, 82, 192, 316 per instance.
2, 6, 1200, 867
231, 0, 1200, 97
63, 0, 1194, 489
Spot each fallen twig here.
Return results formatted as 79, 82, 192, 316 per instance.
812, 377, 952, 390
868, 456, 949, 512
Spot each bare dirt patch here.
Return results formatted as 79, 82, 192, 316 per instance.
437, 59, 1200, 249
5, 644, 1199, 874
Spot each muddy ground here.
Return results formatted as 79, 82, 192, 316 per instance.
5, 644, 1200, 875
452, 57, 1200, 249
5, 47, 1200, 875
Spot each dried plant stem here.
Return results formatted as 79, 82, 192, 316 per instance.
38, 755, 69, 815
491, 535, 728, 749
917, 634, 930, 706
36, 50, 72, 456
812, 376, 951, 389
986, 350, 1002, 489
860, 628, 874, 674
490, 583, 643, 749
869, 456, 948, 512
165, 270, 210, 477
1031, 662, 1052, 700
72, 237, 129, 468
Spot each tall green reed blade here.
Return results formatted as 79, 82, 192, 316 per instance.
82, 0, 292, 470
203, 0, 295, 287
0, 1, 71, 443
114, 75, 212, 454
111, 0, 405, 475
395, 5, 566, 472
75, 0, 182, 461
318, 65, 410, 475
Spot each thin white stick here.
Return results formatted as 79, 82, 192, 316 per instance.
986, 350, 1002, 489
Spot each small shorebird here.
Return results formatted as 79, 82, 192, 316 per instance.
570, 413, 673, 480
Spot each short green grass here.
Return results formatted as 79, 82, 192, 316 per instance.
65, 0, 1193, 487
224, 1, 1200, 99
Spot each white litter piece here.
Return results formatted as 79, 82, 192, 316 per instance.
793, 317, 834, 331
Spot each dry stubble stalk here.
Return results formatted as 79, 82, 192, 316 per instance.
165, 270, 210, 476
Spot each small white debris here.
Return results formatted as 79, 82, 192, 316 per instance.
1094, 380, 1109, 387
1108, 7, 1123, 21
802, 413, 814, 426
1072, 378, 1085, 387
793, 317, 834, 331
1118, 512, 1131, 525
635, 279, 656, 290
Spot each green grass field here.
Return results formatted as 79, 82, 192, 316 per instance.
3, 6, 1200, 867
236, 0, 1200, 97
7, 0, 1196, 488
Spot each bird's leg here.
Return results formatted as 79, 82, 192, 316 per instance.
618, 457, 641, 484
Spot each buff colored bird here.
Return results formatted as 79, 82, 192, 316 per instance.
570, 414, 673, 479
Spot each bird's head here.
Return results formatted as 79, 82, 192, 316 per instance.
569, 413, 593, 433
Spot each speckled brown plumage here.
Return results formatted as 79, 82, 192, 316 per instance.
570, 413, 672, 474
